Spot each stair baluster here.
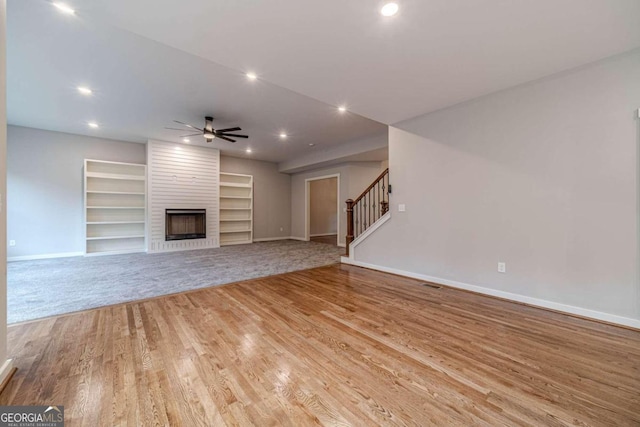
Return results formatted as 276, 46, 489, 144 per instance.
345, 168, 390, 256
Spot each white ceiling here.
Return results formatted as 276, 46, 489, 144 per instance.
8, 0, 640, 164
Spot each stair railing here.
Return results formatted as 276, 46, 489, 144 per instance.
346, 168, 389, 256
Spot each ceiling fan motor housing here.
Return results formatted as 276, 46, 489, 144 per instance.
203, 116, 215, 139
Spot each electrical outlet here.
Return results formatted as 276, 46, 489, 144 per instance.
398, 204, 406, 212
280, 227, 284, 232
9, 240, 16, 247
497, 262, 506, 273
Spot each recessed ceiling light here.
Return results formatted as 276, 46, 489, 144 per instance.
182, 138, 190, 143
338, 106, 347, 113
279, 132, 288, 139
77, 86, 92, 96
308, 143, 315, 147
53, 2, 75, 15
246, 148, 253, 154
87, 122, 99, 128
246, 72, 257, 81
381, 2, 399, 16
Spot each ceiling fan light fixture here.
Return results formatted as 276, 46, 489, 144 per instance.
203, 132, 215, 139
246, 72, 257, 81
381, 2, 399, 16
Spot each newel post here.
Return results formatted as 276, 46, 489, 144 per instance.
346, 199, 354, 257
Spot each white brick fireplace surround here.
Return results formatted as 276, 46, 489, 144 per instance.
147, 140, 219, 253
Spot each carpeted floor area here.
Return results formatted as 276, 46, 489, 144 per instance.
7, 240, 343, 324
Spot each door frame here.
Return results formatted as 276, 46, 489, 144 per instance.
305, 174, 340, 245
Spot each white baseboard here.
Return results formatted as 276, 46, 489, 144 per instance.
341, 258, 640, 330
337, 243, 346, 248
8, 251, 84, 262
0, 359, 14, 387
253, 236, 294, 242
310, 233, 338, 237
254, 236, 316, 242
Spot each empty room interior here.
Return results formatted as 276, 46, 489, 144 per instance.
0, 0, 639, 425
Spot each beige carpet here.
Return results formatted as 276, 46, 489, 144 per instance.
8, 240, 343, 323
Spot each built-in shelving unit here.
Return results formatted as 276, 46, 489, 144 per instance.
84, 159, 147, 255
219, 172, 253, 245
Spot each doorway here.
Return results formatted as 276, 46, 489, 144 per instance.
305, 175, 339, 246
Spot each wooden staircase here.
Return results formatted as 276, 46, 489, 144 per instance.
345, 168, 389, 256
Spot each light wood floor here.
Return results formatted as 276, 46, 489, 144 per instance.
2, 264, 639, 426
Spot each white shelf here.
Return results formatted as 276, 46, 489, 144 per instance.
85, 159, 147, 256
219, 182, 252, 188
86, 235, 145, 241
87, 206, 145, 209
219, 172, 253, 246
87, 191, 145, 195
87, 221, 145, 225
86, 172, 145, 181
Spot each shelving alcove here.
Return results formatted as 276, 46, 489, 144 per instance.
219, 172, 253, 246
84, 159, 147, 255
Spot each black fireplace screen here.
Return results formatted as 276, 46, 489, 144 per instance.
165, 209, 206, 241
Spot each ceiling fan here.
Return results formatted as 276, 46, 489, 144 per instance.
165, 116, 248, 143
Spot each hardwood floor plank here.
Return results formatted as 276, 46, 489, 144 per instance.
1, 264, 639, 426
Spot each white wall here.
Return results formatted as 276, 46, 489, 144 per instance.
291, 162, 383, 245
0, 0, 13, 382
310, 177, 337, 235
7, 126, 146, 258
147, 140, 219, 252
352, 50, 640, 326
220, 156, 291, 240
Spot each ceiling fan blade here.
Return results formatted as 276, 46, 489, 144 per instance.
165, 127, 192, 131
180, 133, 202, 138
173, 120, 203, 131
215, 127, 241, 133
217, 133, 248, 138
216, 135, 236, 143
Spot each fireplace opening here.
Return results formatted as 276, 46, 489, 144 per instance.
165, 209, 206, 241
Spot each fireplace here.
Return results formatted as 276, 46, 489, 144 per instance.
165, 209, 206, 241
